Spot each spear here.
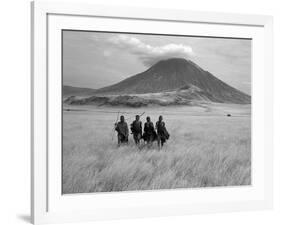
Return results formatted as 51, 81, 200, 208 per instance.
139, 111, 145, 118
125, 111, 145, 120
111, 111, 120, 141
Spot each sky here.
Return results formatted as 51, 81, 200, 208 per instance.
63, 30, 251, 94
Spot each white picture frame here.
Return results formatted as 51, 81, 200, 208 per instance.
31, 1, 274, 224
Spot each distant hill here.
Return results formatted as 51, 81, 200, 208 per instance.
64, 88, 204, 107
94, 58, 250, 104
63, 85, 95, 97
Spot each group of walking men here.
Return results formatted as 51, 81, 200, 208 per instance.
114, 115, 170, 149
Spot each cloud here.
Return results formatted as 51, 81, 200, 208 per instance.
103, 50, 112, 57
108, 34, 193, 66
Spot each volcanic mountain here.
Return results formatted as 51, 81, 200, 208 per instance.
93, 58, 250, 104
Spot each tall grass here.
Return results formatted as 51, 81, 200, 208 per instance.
62, 106, 251, 194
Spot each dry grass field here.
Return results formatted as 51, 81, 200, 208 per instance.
62, 103, 251, 194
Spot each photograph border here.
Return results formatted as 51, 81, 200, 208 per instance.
31, 1, 273, 224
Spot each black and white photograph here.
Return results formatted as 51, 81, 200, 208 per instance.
62, 30, 251, 194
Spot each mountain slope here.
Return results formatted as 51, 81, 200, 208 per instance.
95, 58, 250, 104
63, 85, 96, 97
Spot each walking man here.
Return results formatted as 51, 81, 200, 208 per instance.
143, 116, 156, 147
156, 115, 169, 149
115, 115, 129, 146
130, 115, 143, 146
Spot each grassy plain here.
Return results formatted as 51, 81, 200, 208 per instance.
62, 103, 251, 193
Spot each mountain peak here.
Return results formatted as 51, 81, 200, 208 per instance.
151, 57, 204, 73
157, 57, 189, 63
153, 57, 190, 67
